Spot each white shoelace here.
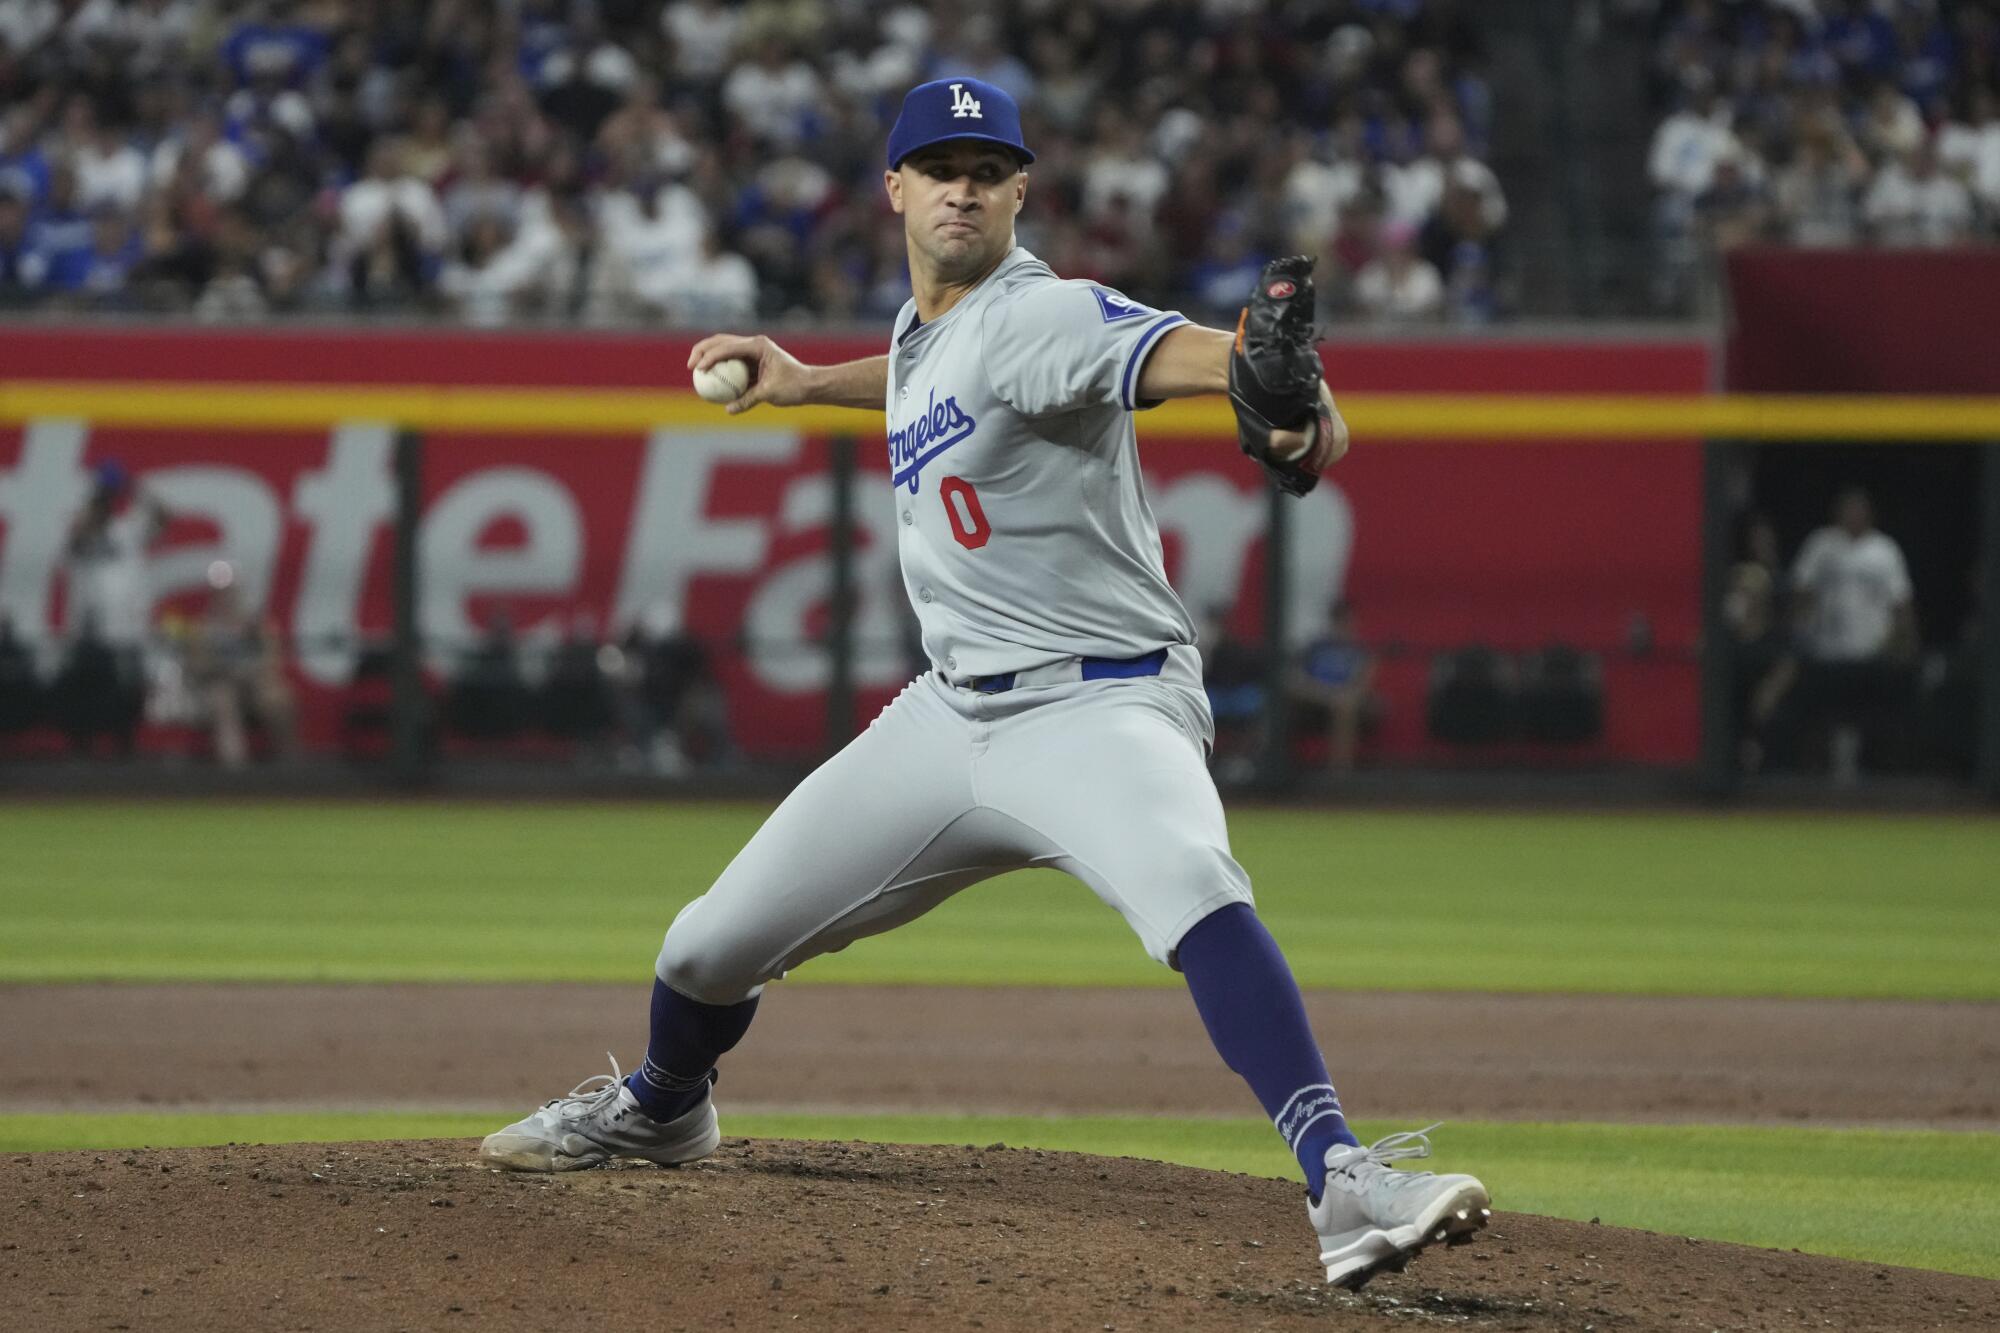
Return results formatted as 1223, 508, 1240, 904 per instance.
1332, 1123, 1445, 1192
1359, 1123, 1442, 1165
543, 1053, 626, 1118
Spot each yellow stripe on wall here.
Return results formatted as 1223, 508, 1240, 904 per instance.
3, 382, 1999, 441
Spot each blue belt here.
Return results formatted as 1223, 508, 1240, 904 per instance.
968, 648, 1168, 694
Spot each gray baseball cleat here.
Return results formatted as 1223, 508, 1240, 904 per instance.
479, 1055, 720, 1172
1308, 1124, 1491, 1289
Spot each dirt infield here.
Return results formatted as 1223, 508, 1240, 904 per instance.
7, 984, 1999, 1329
4, 983, 1997, 1126
7, 1139, 1997, 1333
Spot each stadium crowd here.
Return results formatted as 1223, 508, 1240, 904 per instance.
1645, 0, 2000, 312
0, 0, 1502, 327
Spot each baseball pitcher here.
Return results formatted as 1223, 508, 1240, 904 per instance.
482, 77, 1490, 1290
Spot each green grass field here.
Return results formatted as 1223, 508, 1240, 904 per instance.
3, 1112, 1993, 1280
1, 802, 1994, 995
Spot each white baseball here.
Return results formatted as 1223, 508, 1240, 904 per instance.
692, 358, 752, 404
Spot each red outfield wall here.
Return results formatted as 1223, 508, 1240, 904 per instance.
0, 326, 1709, 764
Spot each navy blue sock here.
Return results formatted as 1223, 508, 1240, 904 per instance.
1178, 903, 1359, 1198
625, 977, 760, 1121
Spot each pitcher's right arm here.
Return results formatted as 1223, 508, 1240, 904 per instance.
688, 335, 889, 415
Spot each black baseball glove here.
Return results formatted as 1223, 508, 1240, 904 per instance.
1228, 255, 1338, 497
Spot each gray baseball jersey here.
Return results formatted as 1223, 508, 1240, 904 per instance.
654, 246, 1253, 1003
885, 247, 1196, 683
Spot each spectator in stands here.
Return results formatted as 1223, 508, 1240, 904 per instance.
1082, 112, 1170, 237
0, 0, 1512, 323
442, 136, 523, 240
1282, 122, 1367, 260
1354, 218, 1443, 322
149, 108, 251, 210
0, 106, 52, 208
1857, 78, 1927, 164
1291, 601, 1381, 774
1649, 69, 1740, 211
1392, 104, 1504, 320
667, 225, 757, 325
721, 34, 821, 150
595, 73, 697, 183
929, 13, 1036, 102
1644, 0, 2000, 304
1385, 108, 1505, 239
0, 181, 33, 307
589, 168, 707, 320
63, 94, 147, 214
1029, 30, 1095, 135
1824, 0, 1901, 87
1423, 176, 1502, 325
438, 212, 528, 327
446, 610, 532, 742
726, 148, 834, 313
1185, 216, 1270, 324
536, 7, 638, 144
54, 460, 162, 756
66, 459, 164, 676
1938, 84, 2000, 222
21, 162, 93, 294
48, 613, 144, 756
1648, 67, 1745, 310
183, 562, 298, 770
1691, 147, 1770, 310
337, 140, 448, 308
1725, 514, 1796, 774
73, 205, 144, 308
389, 94, 455, 190
1197, 605, 1265, 786
1866, 136, 1977, 246
538, 611, 616, 753
1772, 108, 1869, 246
661, 0, 740, 92
610, 599, 729, 776
0, 611, 42, 740
1781, 488, 1917, 783
444, 186, 589, 325
221, 0, 332, 91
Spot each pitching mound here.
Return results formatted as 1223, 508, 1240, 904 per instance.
6, 1140, 1994, 1332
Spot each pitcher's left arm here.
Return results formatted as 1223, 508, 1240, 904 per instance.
1136, 257, 1348, 495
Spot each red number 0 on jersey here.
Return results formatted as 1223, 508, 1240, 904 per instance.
939, 476, 991, 550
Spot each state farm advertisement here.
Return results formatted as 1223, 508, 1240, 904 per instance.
0, 327, 1708, 764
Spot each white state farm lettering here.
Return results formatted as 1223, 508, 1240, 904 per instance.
420, 467, 583, 668
613, 429, 797, 634
143, 466, 283, 613
1276, 480, 1356, 647
292, 425, 396, 685
739, 474, 905, 693
1149, 474, 1355, 646
0, 420, 1347, 686
0, 422, 807, 681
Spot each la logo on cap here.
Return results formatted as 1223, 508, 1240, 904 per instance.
949, 82, 983, 119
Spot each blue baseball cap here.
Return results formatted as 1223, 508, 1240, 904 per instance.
886, 77, 1034, 170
